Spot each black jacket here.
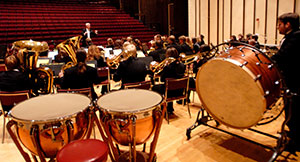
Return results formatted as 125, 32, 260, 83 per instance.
272, 29, 300, 93
82, 28, 97, 47
113, 57, 148, 87
148, 48, 166, 62
0, 70, 30, 91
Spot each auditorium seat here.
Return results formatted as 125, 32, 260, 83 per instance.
0, 0, 157, 46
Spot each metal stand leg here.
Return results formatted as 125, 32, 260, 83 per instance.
6, 120, 32, 162
186, 108, 217, 140
186, 107, 289, 162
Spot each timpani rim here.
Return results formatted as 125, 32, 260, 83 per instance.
8, 93, 92, 124
97, 89, 163, 115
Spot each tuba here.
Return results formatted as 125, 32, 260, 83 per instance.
12, 40, 49, 70
11, 40, 54, 94
56, 35, 82, 70
149, 57, 176, 75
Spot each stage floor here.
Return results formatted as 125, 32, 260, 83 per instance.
1, 91, 299, 162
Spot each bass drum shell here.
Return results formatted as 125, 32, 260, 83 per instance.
196, 46, 282, 129
9, 93, 91, 158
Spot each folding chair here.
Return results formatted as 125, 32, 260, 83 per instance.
57, 87, 92, 97
96, 67, 111, 93
123, 80, 152, 90
164, 77, 191, 123
0, 90, 30, 143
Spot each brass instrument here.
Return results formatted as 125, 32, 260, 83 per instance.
11, 40, 54, 94
56, 35, 82, 70
12, 40, 49, 70
179, 51, 210, 65
34, 67, 54, 94
149, 57, 176, 75
106, 45, 136, 69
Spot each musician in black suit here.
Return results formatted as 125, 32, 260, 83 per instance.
271, 12, 300, 152
82, 23, 98, 48
113, 44, 148, 88
0, 55, 30, 111
148, 40, 166, 62
60, 48, 102, 99
178, 35, 193, 55
152, 47, 186, 114
166, 35, 181, 53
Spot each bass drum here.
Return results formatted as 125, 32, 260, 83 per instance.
9, 93, 92, 158
196, 45, 283, 129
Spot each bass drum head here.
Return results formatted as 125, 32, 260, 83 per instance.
196, 58, 266, 129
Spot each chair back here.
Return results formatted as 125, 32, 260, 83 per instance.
0, 90, 30, 111
124, 80, 152, 90
97, 67, 110, 79
0, 64, 6, 72
165, 77, 189, 99
57, 87, 91, 97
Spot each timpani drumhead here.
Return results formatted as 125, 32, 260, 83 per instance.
196, 58, 266, 129
10, 93, 91, 122
97, 89, 162, 113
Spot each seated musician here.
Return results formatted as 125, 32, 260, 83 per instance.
0, 55, 30, 111
152, 47, 186, 114
187, 44, 211, 101
166, 35, 181, 53
113, 43, 148, 89
178, 35, 193, 55
148, 40, 166, 62
60, 48, 102, 100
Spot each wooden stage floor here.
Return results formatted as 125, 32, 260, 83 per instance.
0, 92, 299, 162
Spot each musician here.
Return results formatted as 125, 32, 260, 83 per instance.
60, 48, 102, 99
178, 35, 193, 55
0, 55, 30, 111
106, 38, 115, 49
271, 12, 300, 152
152, 47, 185, 114
87, 45, 106, 68
166, 35, 181, 53
82, 23, 98, 48
113, 44, 148, 89
148, 40, 166, 62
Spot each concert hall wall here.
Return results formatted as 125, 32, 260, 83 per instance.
120, 0, 188, 37
188, 0, 300, 46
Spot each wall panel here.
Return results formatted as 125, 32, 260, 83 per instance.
188, 0, 196, 37
223, 0, 231, 41
200, 0, 209, 43
231, 0, 244, 36
210, 0, 218, 45
266, 0, 277, 44
255, 0, 266, 43
188, 0, 298, 46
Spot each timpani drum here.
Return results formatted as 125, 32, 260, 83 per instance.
9, 93, 91, 158
196, 45, 282, 129
97, 89, 163, 146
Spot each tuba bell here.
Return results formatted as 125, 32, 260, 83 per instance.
11, 40, 54, 95
56, 35, 82, 71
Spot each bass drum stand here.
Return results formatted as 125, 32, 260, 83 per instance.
186, 91, 294, 162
